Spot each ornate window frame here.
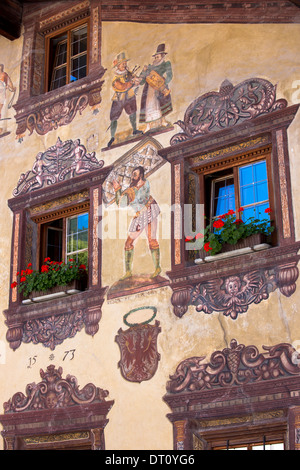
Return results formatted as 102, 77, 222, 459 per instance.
163, 339, 300, 450
3, 137, 112, 351
158, 78, 300, 319
0, 365, 114, 450
14, 0, 104, 138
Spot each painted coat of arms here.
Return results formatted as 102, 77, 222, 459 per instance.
115, 313, 161, 383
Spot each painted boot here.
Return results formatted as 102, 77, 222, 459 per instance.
120, 249, 134, 280
150, 247, 162, 278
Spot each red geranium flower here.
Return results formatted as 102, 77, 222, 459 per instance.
227, 210, 235, 215
234, 219, 244, 224
265, 207, 272, 213
79, 264, 86, 270
27, 263, 32, 267
41, 265, 49, 273
204, 242, 212, 252
20, 276, 26, 282
238, 207, 244, 212
11, 281, 17, 288
213, 219, 225, 229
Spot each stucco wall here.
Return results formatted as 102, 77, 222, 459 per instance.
0, 20, 300, 450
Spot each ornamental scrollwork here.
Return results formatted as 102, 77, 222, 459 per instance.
170, 78, 287, 145
13, 137, 104, 196
3, 365, 110, 413
166, 339, 300, 394
170, 263, 299, 319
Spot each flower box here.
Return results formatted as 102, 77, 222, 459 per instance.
22, 278, 87, 304
220, 233, 269, 252
195, 233, 271, 264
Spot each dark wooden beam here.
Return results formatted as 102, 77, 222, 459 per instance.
0, 0, 23, 40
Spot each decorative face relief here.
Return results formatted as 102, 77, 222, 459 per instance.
171, 263, 299, 319
3, 365, 110, 413
13, 137, 104, 197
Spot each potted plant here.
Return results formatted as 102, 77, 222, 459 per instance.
186, 207, 274, 258
11, 257, 88, 302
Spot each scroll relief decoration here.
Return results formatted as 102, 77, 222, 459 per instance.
170, 78, 287, 145
171, 264, 299, 319
3, 365, 109, 413
166, 339, 300, 394
13, 137, 104, 197
22, 311, 85, 351
26, 95, 90, 136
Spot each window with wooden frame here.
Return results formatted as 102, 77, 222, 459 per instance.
45, 20, 89, 92
5, 137, 110, 351
200, 150, 275, 241
198, 427, 287, 451
37, 206, 89, 268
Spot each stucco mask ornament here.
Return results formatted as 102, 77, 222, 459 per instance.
115, 306, 161, 383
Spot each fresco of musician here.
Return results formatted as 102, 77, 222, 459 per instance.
107, 52, 143, 148
136, 43, 173, 133
107, 44, 173, 147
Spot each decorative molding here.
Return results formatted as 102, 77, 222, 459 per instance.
170, 250, 300, 318
13, 137, 104, 197
100, 1, 300, 23
276, 129, 291, 239
22, 311, 85, 350
0, 365, 114, 450
14, 2, 105, 138
11, 213, 20, 303
38, 1, 90, 33
170, 78, 287, 145
5, 155, 111, 351
3, 364, 109, 413
4, 289, 106, 351
166, 339, 300, 395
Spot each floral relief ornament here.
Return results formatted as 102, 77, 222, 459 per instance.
166, 339, 300, 394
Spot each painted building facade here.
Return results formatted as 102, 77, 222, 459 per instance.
0, 0, 300, 450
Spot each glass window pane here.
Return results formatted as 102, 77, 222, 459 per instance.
78, 213, 89, 231
67, 217, 78, 235
240, 184, 255, 206
239, 165, 253, 186
213, 177, 235, 217
71, 26, 87, 57
78, 231, 88, 250
253, 160, 267, 182
255, 181, 269, 203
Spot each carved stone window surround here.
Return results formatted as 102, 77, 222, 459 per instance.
14, 0, 104, 137
0, 365, 114, 450
4, 140, 113, 351
158, 86, 300, 318
163, 340, 300, 450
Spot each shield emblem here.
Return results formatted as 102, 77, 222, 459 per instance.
115, 320, 161, 383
